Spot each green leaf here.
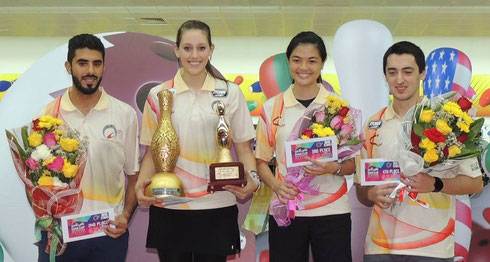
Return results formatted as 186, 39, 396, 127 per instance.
343, 139, 363, 146
467, 118, 484, 141
5, 129, 27, 161
21, 126, 30, 149
413, 123, 425, 137
463, 142, 476, 150
69, 153, 78, 164
453, 149, 479, 159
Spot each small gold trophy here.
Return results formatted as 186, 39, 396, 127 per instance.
208, 101, 246, 193
144, 89, 183, 198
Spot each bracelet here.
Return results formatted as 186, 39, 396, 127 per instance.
333, 161, 342, 176
248, 170, 261, 192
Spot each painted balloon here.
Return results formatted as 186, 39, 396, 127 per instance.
259, 53, 292, 99
454, 195, 472, 262
333, 19, 393, 125
259, 53, 333, 99
423, 48, 473, 98
468, 186, 490, 262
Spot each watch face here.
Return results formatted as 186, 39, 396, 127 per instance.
433, 177, 443, 192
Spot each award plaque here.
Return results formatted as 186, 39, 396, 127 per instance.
208, 101, 246, 193
144, 89, 184, 198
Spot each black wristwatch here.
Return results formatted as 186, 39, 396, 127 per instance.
432, 177, 443, 192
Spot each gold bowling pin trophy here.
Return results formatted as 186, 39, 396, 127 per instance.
144, 89, 185, 200
208, 101, 246, 193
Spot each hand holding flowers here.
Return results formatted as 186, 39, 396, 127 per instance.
271, 95, 363, 227
301, 96, 363, 149
401, 92, 483, 169
396, 92, 483, 207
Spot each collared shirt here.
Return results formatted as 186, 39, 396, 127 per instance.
357, 101, 482, 258
255, 84, 352, 217
140, 69, 255, 210
38, 88, 140, 215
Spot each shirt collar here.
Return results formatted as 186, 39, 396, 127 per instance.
60, 87, 109, 112
173, 68, 216, 94
284, 83, 333, 107
385, 96, 428, 120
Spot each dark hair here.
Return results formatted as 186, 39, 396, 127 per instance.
67, 34, 105, 64
383, 41, 425, 74
176, 20, 227, 82
286, 31, 327, 83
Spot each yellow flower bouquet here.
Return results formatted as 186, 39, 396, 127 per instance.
5, 115, 88, 258
398, 91, 483, 172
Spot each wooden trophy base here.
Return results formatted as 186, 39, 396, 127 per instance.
208, 162, 247, 193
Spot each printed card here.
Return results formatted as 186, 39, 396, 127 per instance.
61, 208, 115, 242
360, 159, 402, 185
285, 136, 338, 168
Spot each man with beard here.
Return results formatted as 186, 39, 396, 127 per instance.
36, 34, 139, 262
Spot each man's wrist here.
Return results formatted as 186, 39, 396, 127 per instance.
432, 177, 444, 192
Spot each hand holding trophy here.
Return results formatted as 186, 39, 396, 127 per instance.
208, 101, 247, 193
144, 89, 184, 199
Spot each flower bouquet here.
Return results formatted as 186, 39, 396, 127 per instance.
396, 91, 483, 205
6, 115, 88, 260
271, 95, 363, 226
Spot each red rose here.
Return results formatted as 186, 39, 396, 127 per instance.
32, 119, 42, 131
302, 129, 313, 138
411, 130, 421, 147
423, 128, 446, 143
457, 96, 472, 111
458, 133, 468, 143
443, 147, 449, 157
338, 107, 350, 117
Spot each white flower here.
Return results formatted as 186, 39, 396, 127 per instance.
52, 176, 68, 187
31, 144, 53, 161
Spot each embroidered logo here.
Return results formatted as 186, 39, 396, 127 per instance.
103, 124, 121, 140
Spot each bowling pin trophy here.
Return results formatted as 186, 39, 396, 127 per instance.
208, 101, 246, 193
145, 89, 184, 198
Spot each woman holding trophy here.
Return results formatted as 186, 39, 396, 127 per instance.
254, 31, 358, 262
135, 20, 259, 262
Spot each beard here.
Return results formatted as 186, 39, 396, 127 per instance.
72, 72, 102, 95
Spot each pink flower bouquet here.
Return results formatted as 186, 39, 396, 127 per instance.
6, 115, 88, 259
271, 95, 363, 226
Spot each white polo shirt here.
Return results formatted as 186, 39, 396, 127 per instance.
255, 84, 352, 217
38, 88, 140, 215
140, 69, 255, 210
357, 102, 482, 258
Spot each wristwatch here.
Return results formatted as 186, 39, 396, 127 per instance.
432, 177, 444, 192
248, 170, 261, 192
333, 159, 342, 175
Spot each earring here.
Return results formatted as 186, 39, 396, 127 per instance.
209, 56, 212, 61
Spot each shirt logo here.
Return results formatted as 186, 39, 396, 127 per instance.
368, 120, 382, 130
103, 124, 121, 140
471, 162, 480, 172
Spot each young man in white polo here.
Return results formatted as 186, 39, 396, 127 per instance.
37, 34, 139, 262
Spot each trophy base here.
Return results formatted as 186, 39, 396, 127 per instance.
208, 162, 246, 193
144, 171, 183, 197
